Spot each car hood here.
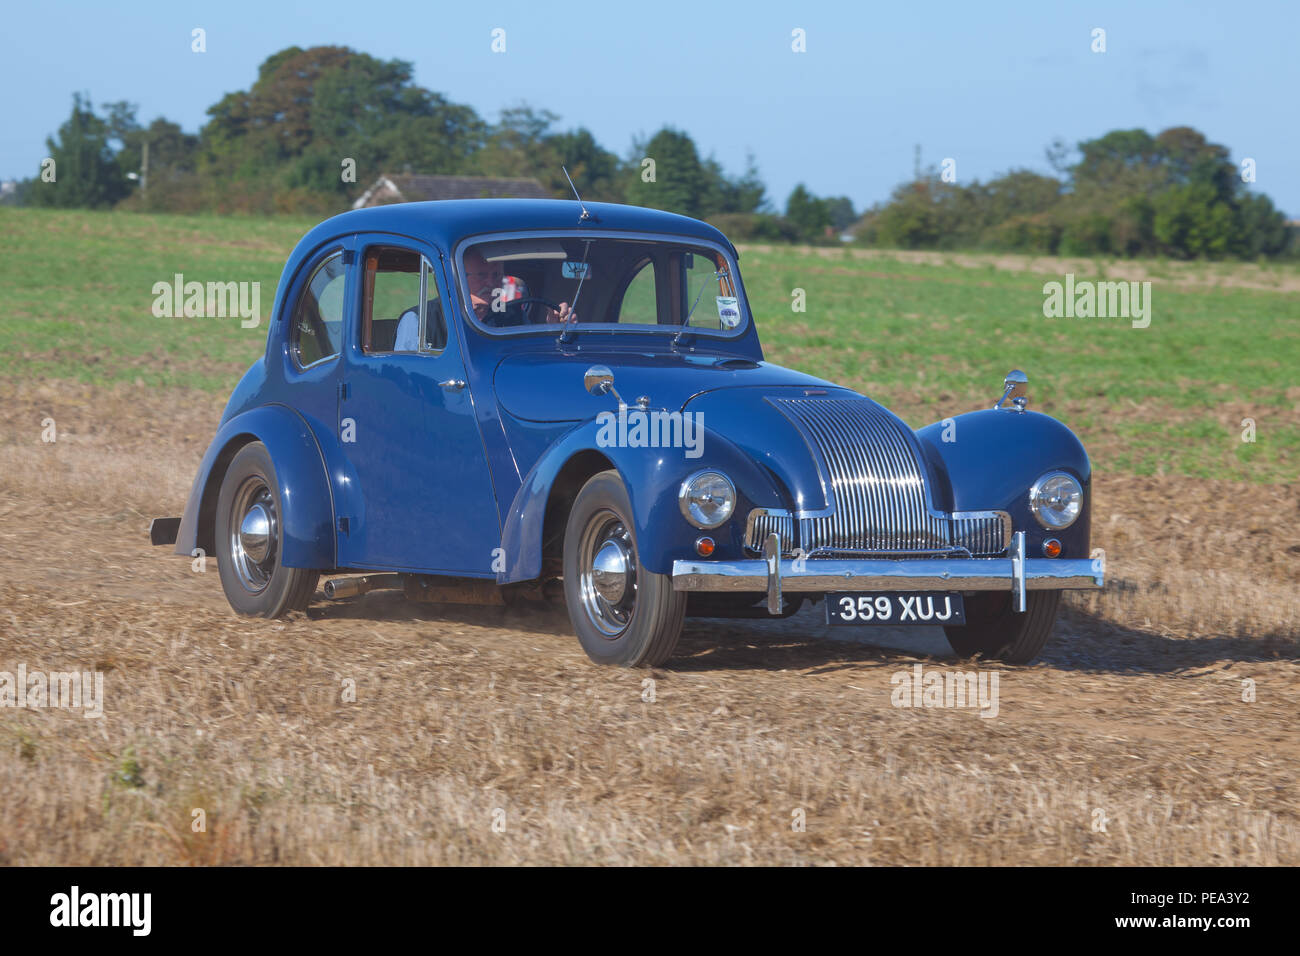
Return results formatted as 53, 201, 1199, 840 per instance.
493, 349, 839, 422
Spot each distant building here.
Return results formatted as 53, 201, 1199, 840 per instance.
352, 174, 550, 209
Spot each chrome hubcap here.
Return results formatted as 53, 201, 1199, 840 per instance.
239, 503, 272, 563
591, 539, 630, 604
229, 477, 278, 593
578, 511, 636, 639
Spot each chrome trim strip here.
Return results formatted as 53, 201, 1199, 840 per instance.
671, 557, 1104, 593
803, 546, 974, 558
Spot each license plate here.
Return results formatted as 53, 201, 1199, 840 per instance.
825, 591, 965, 626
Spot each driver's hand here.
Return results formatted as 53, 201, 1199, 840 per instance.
546, 302, 577, 324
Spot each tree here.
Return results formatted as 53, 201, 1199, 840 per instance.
470, 105, 561, 183
785, 184, 831, 240
625, 127, 711, 217
1233, 192, 1291, 258
1152, 183, 1234, 258
823, 196, 857, 233
871, 179, 942, 249
200, 46, 486, 209
702, 153, 767, 215
28, 93, 130, 208
546, 127, 625, 202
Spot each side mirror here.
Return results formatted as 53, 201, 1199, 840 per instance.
584, 364, 626, 408
995, 369, 1028, 411
584, 365, 614, 396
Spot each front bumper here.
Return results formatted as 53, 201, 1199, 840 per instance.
671, 531, 1102, 615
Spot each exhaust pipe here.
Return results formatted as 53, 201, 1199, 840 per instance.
323, 573, 405, 600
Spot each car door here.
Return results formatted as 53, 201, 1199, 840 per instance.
280, 239, 350, 508
335, 235, 500, 574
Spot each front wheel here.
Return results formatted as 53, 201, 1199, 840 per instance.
562, 470, 686, 667
944, 590, 1061, 664
215, 441, 319, 618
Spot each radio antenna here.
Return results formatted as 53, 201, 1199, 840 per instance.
562, 166, 591, 221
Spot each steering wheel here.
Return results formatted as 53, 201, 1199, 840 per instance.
511, 296, 563, 324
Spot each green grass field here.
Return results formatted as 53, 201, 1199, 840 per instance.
2, 207, 1296, 482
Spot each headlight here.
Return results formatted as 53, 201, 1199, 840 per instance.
678, 471, 736, 529
1028, 471, 1083, 530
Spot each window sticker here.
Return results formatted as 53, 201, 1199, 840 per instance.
716, 296, 740, 328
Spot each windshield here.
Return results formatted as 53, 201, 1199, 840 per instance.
457, 235, 745, 335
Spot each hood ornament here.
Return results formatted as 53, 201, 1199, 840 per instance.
994, 369, 1028, 412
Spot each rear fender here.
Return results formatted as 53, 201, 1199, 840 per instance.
174, 404, 335, 569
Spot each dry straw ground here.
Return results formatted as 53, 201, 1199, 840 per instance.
1, 380, 1297, 865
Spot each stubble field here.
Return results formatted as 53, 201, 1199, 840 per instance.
0, 208, 1296, 864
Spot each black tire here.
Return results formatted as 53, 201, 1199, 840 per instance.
943, 590, 1061, 664
215, 441, 319, 617
562, 470, 686, 667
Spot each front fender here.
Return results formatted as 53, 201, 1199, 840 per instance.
174, 404, 335, 569
498, 418, 786, 582
916, 409, 1092, 558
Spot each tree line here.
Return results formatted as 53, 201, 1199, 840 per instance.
10, 45, 1293, 259
859, 129, 1293, 259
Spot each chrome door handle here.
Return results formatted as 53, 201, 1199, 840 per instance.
438, 379, 466, 391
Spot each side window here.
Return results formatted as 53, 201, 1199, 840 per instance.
361, 247, 446, 355
290, 253, 346, 368
616, 259, 658, 324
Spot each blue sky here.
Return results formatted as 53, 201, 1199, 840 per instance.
2, 0, 1296, 215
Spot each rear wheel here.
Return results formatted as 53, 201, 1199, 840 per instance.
944, 590, 1060, 664
215, 442, 319, 617
562, 470, 686, 667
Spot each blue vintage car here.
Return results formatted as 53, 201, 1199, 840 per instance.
152, 198, 1102, 667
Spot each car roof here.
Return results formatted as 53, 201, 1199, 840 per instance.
292, 199, 737, 261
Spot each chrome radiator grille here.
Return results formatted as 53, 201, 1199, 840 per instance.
950, 512, 1009, 557
747, 509, 796, 554
746, 397, 1009, 557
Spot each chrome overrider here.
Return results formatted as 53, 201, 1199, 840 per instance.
673, 531, 1104, 616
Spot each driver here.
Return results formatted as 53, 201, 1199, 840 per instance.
394, 247, 578, 346
462, 247, 576, 327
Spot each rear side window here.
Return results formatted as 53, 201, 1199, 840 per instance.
361, 247, 445, 355
290, 252, 346, 367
